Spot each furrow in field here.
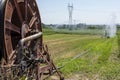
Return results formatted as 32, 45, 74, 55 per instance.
49, 38, 100, 57
48, 36, 106, 62
44, 34, 99, 43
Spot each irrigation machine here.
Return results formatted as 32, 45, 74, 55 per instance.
0, 0, 64, 80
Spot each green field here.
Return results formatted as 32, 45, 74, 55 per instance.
43, 28, 120, 80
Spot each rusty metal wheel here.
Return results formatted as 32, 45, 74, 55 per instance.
0, 0, 42, 79
4, 0, 42, 62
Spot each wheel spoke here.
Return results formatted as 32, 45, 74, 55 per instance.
28, 4, 36, 15
25, 0, 28, 21
9, 51, 15, 60
28, 4, 33, 15
29, 15, 37, 28
6, 21, 20, 34
13, 0, 23, 23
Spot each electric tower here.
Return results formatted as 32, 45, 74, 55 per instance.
68, 3, 73, 29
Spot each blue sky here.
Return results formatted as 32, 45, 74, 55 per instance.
36, 0, 120, 24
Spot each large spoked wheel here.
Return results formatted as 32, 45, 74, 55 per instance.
0, 0, 42, 79
4, 0, 42, 62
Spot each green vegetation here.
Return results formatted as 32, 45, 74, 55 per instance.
43, 28, 120, 80
43, 28, 104, 35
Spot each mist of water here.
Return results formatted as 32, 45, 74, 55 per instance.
105, 15, 116, 38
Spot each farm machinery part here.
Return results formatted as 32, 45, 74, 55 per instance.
0, 0, 64, 80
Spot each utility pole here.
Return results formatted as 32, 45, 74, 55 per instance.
68, 3, 73, 30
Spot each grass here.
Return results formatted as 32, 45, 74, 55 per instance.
43, 28, 120, 79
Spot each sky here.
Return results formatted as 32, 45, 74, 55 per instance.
36, 0, 120, 25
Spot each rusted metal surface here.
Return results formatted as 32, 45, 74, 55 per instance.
0, 0, 64, 80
